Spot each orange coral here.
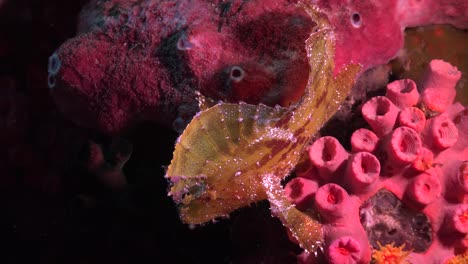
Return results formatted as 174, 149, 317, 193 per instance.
372, 242, 410, 264
445, 251, 468, 264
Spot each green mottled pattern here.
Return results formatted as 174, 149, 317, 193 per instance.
165, 4, 360, 226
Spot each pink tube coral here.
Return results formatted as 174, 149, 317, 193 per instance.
444, 160, 468, 203
411, 147, 434, 172
428, 114, 459, 150
314, 183, 352, 223
326, 236, 362, 264
309, 137, 349, 180
350, 128, 379, 153
385, 79, 419, 109
345, 152, 380, 194
398, 107, 426, 133
284, 177, 319, 210
420, 60, 462, 113
387, 127, 422, 165
444, 204, 468, 235
406, 169, 442, 206
454, 107, 468, 150
361, 96, 399, 137
287, 60, 467, 263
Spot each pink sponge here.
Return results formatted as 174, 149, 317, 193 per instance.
285, 60, 468, 263
49, 0, 313, 134
50, 0, 468, 134
314, 0, 468, 74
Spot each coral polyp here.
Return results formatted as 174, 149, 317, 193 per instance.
445, 251, 468, 264
372, 242, 411, 264
285, 59, 468, 263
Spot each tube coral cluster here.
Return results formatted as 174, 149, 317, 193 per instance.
285, 59, 468, 263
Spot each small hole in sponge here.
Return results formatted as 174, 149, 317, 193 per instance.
351, 12, 362, 28
230, 66, 245, 82
232, 69, 242, 78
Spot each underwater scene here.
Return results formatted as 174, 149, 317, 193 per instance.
1, 0, 468, 263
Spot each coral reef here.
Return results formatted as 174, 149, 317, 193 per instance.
2, 0, 468, 263
49, 0, 468, 134
285, 59, 468, 263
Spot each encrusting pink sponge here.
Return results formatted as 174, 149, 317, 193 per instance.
49, 0, 468, 134
284, 59, 468, 263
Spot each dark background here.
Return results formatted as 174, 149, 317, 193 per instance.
0, 1, 299, 263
